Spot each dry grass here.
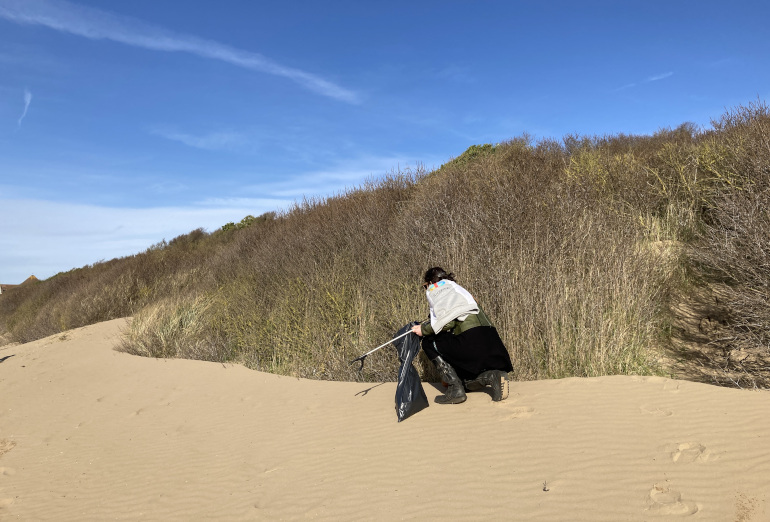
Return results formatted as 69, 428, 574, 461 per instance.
2, 103, 769, 386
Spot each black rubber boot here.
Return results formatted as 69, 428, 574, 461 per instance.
463, 378, 483, 392
433, 356, 467, 404
474, 370, 510, 401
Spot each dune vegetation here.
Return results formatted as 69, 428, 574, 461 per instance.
1, 101, 768, 387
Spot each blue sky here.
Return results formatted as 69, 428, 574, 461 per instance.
1, 0, 769, 283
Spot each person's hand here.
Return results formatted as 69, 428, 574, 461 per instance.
411, 324, 423, 337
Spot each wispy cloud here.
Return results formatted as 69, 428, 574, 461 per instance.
613, 82, 637, 92
645, 71, 674, 82
0, 0, 360, 103
150, 128, 249, 151
16, 88, 31, 128
0, 197, 285, 282
0, 154, 433, 281
708, 58, 731, 68
239, 155, 432, 199
613, 71, 673, 92
434, 65, 476, 84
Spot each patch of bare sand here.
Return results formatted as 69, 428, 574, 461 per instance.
0, 319, 768, 520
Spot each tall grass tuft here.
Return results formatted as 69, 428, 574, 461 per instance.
119, 294, 220, 360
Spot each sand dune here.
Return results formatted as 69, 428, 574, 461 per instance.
0, 319, 768, 520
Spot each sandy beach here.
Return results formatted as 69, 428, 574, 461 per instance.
0, 318, 768, 520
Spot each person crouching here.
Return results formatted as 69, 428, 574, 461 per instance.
411, 267, 514, 404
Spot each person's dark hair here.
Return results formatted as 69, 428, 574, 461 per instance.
423, 267, 456, 284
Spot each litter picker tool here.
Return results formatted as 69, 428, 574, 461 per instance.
350, 330, 414, 371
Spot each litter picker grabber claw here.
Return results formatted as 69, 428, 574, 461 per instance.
350, 330, 414, 371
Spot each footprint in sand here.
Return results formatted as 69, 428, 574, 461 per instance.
0, 467, 16, 477
667, 442, 718, 463
646, 484, 699, 516
129, 408, 145, 418
0, 440, 16, 458
662, 381, 682, 393
640, 404, 673, 417
735, 493, 759, 522
500, 406, 535, 420
0, 498, 14, 509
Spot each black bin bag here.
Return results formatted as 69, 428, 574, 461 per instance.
392, 322, 429, 422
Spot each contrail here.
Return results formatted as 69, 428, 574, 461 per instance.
17, 88, 32, 128
0, 0, 360, 103
646, 72, 673, 82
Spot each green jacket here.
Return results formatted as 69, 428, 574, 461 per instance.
420, 306, 494, 336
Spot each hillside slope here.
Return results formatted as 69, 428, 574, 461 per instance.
1, 102, 769, 386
